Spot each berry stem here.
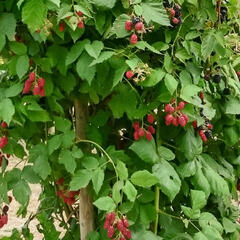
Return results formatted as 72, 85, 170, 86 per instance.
154, 186, 160, 234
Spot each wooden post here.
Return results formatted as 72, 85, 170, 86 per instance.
74, 99, 94, 240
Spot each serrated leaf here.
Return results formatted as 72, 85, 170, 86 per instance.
22, 166, 40, 184
93, 197, 116, 211
91, 0, 117, 9
164, 74, 178, 95
222, 217, 236, 233
131, 170, 158, 188
70, 169, 92, 190
76, 52, 96, 85
153, 160, 181, 202
16, 55, 29, 79
9, 42, 27, 55
0, 98, 15, 125
190, 190, 206, 210
82, 156, 99, 169
85, 41, 104, 59
116, 160, 128, 180
181, 206, 200, 219
13, 180, 31, 206
225, 97, 240, 114
90, 51, 115, 66
129, 138, 159, 164
92, 169, 104, 194
59, 150, 76, 174
123, 180, 137, 202
158, 146, 175, 161
140, 69, 165, 87
22, 0, 47, 32
201, 31, 215, 60
0, 13, 16, 39
112, 180, 123, 204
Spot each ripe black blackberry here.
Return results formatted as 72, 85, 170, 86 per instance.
132, 17, 141, 26
163, 0, 171, 8
220, 6, 228, 22
205, 130, 212, 139
223, 88, 230, 95
213, 74, 221, 83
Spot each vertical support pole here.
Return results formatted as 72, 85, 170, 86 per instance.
74, 99, 94, 240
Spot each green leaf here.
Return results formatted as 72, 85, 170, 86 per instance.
76, 52, 96, 85
33, 153, 51, 180
175, 49, 191, 63
177, 128, 202, 161
16, 55, 29, 79
22, 166, 40, 184
140, 69, 165, 87
135, 41, 161, 54
91, 0, 117, 9
9, 42, 27, 55
93, 197, 116, 211
0, 98, 15, 125
153, 160, 181, 202
0, 13, 16, 39
222, 217, 236, 233
158, 146, 175, 161
59, 150, 76, 174
92, 169, 104, 194
225, 97, 240, 114
54, 116, 71, 132
141, 2, 170, 26
111, 14, 131, 38
131, 170, 158, 188
201, 31, 215, 60
123, 180, 137, 202
140, 204, 156, 225
90, 51, 115, 66
190, 190, 206, 210
49, 0, 60, 7
180, 84, 202, 103
85, 41, 104, 59
178, 161, 197, 178
66, 39, 90, 65
199, 212, 223, 234
164, 74, 178, 95
130, 138, 159, 164
13, 180, 31, 206
181, 206, 200, 219
116, 160, 128, 180
193, 232, 208, 240
112, 180, 124, 204
72, 146, 84, 158
82, 156, 99, 169
22, 0, 47, 32
70, 169, 92, 190
47, 134, 63, 155
5, 83, 23, 98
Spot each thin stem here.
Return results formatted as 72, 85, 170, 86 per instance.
75, 138, 118, 179
154, 186, 160, 234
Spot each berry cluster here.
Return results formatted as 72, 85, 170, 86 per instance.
23, 72, 45, 97
104, 212, 131, 239
0, 196, 12, 229
125, 64, 150, 83
56, 178, 79, 205
133, 114, 155, 141
164, 100, 189, 127
59, 10, 86, 32
125, 16, 152, 44
164, 1, 182, 26
0, 122, 8, 149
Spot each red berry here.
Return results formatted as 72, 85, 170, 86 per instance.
8, 196, 12, 203
172, 17, 179, 24
109, 212, 116, 225
192, 120, 197, 129
165, 104, 174, 113
137, 128, 145, 137
178, 116, 186, 127
122, 218, 129, 228
56, 178, 64, 186
1, 214, 8, 225
147, 114, 154, 124
6, 154, 10, 158
78, 21, 84, 29
145, 131, 152, 141
133, 122, 140, 130
36, 29, 40, 33
125, 20, 132, 31
207, 123, 213, 129
199, 92, 204, 100
237, 71, 240, 76
169, 9, 175, 16
172, 117, 179, 126
57, 190, 64, 198
107, 226, 115, 238
104, 220, 110, 229
148, 125, 155, 134
125, 229, 132, 239
182, 114, 189, 123
199, 130, 207, 142
59, 22, 65, 32
22, 81, 32, 94
0, 136, 8, 149
38, 78, 45, 87
117, 220, 124, 231
29, 59, 34, 66
178, 101, 185, 110
39, 88, 45, 98
120, 237, 126, 240
130, 34, 138, 44
165, 114, 174, 125
134, 22, 144, 31
1, 122, 7, 128
133, 131, 140, 141
106, 213, 112, 222
33, 84, 41, 96
126, 71, 134, 79
77, 11, 83, 17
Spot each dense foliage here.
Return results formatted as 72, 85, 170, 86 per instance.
0, 0, 240, 239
